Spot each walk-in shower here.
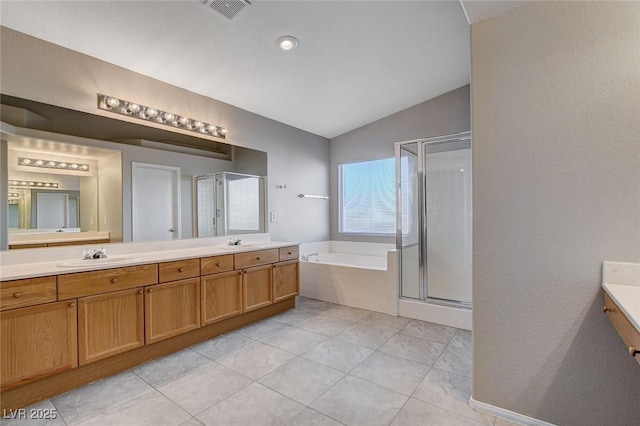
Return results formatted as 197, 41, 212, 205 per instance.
395, 132, 472, 328
193, 172, 266, 237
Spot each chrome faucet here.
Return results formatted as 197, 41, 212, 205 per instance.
301, 253, 319, 261
227, 238, 242, 246
83, 248, 108, 260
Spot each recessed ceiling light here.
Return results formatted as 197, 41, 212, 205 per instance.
276, 35, 299, 51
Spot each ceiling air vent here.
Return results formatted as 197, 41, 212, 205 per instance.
203, 0, 252, 20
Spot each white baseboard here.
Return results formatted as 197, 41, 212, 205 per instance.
469, 397, 556, 426
398, 299, 472, 330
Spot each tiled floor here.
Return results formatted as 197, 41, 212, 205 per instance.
1, 297, 517, 426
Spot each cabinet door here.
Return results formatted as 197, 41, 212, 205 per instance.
243, 265, 273, 312
273, 261, 299, 302
1, 300, 77, 390
145, 278, 200, 344
78, 288, 144, 365
202, 271, 243, 325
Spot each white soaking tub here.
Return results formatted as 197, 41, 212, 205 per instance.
299, 241, 398, 315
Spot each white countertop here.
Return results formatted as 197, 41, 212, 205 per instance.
0, 235, 298, 281
602, 261, 640, 333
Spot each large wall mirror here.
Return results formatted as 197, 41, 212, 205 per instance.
1, 95, 268, 251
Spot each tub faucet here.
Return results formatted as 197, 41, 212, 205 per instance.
227, 238, 242, 246
302, 253, 319, 261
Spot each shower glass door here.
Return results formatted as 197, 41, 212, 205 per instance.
396, 132, 472, 306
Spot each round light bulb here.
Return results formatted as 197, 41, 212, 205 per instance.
36, 182, 43, 186
219, 128, 228, 135
34, 160, 44, 166
178, 116, 190, 127
48, 161, 57, 167
276, 36, 299, 51
106, 97, 120, 108
52, 184, 59, 188
59, 162, 68, 168
126, 103, 141, 114
21, 158, 32, 165
44, 183, 51, 187
193, 121, 204, 129
163, 112, 175, 122
80, 165, 89, 171
145, 107, 158, 119
70, 164, 79, 170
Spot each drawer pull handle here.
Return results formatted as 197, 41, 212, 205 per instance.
287, 252, 292, 255
148, 289, 154, 293
178, 268, 185, 272
602, 306, 612, 313
13, 292, 22, 298
216, 263, 222, 266
257, 257, 261, 260
111, 278, 119, 283
69, 302, 76, 308
630, 346, 639, 357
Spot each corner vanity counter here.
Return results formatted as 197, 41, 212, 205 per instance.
0, 236, 300, 409
602, 261, 640, 366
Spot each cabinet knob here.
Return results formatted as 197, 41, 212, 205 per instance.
216, 263, 222, 267
69, 302, 76, 308
630, 346, 639, 357
602, 306, 612, 313
148, 289, 154, 293
111, 278, 119, 283
257, 257, 261, 260
238, 271, 242, 275
13, 292, 22, 298
178, 267, 185, 272
138, 289, 143, 294
273, 265, 277, 268
287, 252, 292, 255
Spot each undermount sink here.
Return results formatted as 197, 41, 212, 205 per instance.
57, 256, 141, 268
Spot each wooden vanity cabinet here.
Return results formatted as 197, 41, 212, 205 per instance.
0, 276, 57, 311
145, 278, 201, 344
77, 288, 145, 365
273, 260, 299, 302
242, 265, 273, 312
1, 300, 77, 390
201, 271, 243, 325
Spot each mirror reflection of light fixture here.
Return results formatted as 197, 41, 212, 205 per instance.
19, 157, 90, 172
9, 180, 59, 188
8, 193, 20, 198
98, 94, 227, 139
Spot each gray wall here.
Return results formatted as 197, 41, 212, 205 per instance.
471, 2, 640, 425
329, 85, 470, 242
0, 27, 330, 244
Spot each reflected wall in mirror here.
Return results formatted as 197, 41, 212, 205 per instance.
194, 172, 266, 237
1, 95, 268, 251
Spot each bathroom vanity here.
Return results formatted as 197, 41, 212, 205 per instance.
601, 262, 640, 366
0, 239, 299, 409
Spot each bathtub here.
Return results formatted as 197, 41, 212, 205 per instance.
299, 241, 398, 315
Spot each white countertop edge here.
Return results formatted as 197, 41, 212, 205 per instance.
602, 283, 640, 333
0, 239, 299, 281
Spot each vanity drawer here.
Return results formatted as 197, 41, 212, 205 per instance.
279, 246, 299, 262
159, 259, 200, 283
201, 254, 234, 275
58, 264, 158, 299
0, 276, 57, 311
603, 293, 640, 365
235, 249, 279, 269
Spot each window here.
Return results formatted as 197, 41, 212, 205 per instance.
339, 157, 396, 234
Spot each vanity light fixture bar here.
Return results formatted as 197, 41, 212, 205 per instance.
97, 94, 227, 139
19, 157, 89, 172
8, 193, 20, 198
9, 180, 59, 188
8, 199, 18, 204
